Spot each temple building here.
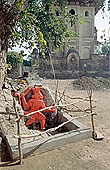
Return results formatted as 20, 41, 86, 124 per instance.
53, 0, 98, 70
31, 0, 110, 78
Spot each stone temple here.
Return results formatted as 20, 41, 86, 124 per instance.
29, 0, 110, 78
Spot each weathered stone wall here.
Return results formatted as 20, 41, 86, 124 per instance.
37, 53, 110, 79
79, 54, 110, 71
38, 70, 110, 79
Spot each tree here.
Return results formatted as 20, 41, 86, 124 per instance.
0, 0, 27, 96
10, 0, 80, 51
0, 0, 79, 94
98, 41, 110, 56
0, 0, 105, 97
23, 54, 32, 66
7, 51, 23, 69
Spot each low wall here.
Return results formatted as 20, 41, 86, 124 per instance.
38, 70, 110, 79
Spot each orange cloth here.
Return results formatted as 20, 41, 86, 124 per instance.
21, 87, 56, 129
25, 111, 46, 129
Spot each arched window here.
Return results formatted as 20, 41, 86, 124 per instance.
69, 9, 75, 15
56, 11, 59, 16
69, 9, 75, 27
85, 11, 89, 17
81, 21, 90, 37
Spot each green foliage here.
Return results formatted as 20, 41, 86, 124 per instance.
23, 54, 32, 66
7, 51, 23, 68
94, 0, 105, 6
9, 0, 79, 52
9, 0, 106, 55
23, 59, 32, 66
16, 0, 24, 9
98, 41, 110, 55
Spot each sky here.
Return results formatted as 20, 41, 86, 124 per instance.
95, 0, 110, 41
10, 45, 33, 56
10, 0, 110, 56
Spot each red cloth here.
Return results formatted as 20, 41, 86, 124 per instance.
20, 87, 56, 129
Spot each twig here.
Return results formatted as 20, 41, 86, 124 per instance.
57, 92, 95, 102
14, 112, 96, 139
54, 112, 96, 131
57, 87, 67, 104
57, 94, 87, 112
26, 97, 88, 117
55, 80, 59, 104
61, 106, 96, 113
59, 92, 63, 105
13, 98, 23, 165
87, 88, 96, 139
49, 51, 56, 82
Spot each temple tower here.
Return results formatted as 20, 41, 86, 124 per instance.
53, 0, 98, 70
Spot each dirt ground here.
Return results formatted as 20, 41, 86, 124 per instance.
0, 79, 110, 170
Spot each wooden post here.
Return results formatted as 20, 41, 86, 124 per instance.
6, 107, 11, 120
88, 88, 96, 139
55, 80, 59, 104
13, 98, 23, 165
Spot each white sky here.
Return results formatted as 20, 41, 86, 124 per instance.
10, 46, 33, 56
95, 0, 110, 41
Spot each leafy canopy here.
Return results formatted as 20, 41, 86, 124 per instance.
98, 41, 110, 55
7, 51, 23, 68
2, 0, 106, 53
9, 0, 79, 52
23, 54, 32, 66
0, 0, 106, 52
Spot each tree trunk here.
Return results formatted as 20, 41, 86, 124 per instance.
0, 42, 7, 100
0, 0, 28, 100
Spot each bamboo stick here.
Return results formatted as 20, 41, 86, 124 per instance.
61, 106, 96, 113
26, 97, 88, 117
55, 80, 59, 104
14, 112, 96, 139
54, 112, 96, 131
87, 88, 96, 139
59, 95, 84, 111
58, 91, 89, 100
13, 98, 23, 165
57, 87, 67, 104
